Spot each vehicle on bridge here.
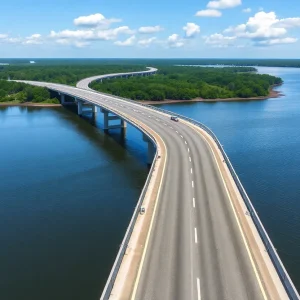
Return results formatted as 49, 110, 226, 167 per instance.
170, 116, 179, 122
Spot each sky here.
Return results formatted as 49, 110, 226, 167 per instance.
1, 0, 300, 58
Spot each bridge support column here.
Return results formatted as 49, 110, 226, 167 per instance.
77, 99, 83, 115
61, 93, 66, 105
93, 105, 98, 113
143, 133, 156, 165
100, 108, 127, 132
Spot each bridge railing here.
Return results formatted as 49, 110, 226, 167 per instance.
59, 91, 160, 300
85, 90, 299, 299
143, 105, 299, 300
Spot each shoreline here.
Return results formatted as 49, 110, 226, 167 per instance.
0, 102, 62, 107
0, 85, 283, 107
138, 85, 283, 105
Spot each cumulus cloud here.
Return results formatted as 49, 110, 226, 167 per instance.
138, 26, 163, 34
167, 34, 184, 48
212, 11, 300, 47
195, 9, 222, 17
50, 26, 135, 47
24, 33, 42, 45
256, 37, 298, 46
0, 34, 8, 39
114, 35, 136, 46
207, 0, 241, 9
242, 8, 251, 13
138, 37, 157, 47
205, 33, 236, 47
183, 23, 200, 38
74, 13, 121, 27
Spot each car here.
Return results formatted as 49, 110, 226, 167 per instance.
140, 207, 145, 214
170, 116, 179, 122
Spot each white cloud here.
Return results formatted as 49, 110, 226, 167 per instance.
138, 26, 163, 34
242, 8, 251, 13
167, 34, 184, 48
74, 13, 121, 27
0, 34, 8, 39
217, 11, 300, 47
277, 18, 300, 28
138, 37, 157, 47
114, 35, 136, 46
207, 0, 241, 9
49, 26, 135, 47
257, 37, 298, 46
195, 9, 222, 17
183, 23, 200, 38
24, 33, 42, 45
205, 33, 236, 47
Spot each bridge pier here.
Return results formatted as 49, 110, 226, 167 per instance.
93, 105, 98, 113
143, 133, 156, 165
61, 93, 66, 105
100, 108, 127, 132
77, 99, 83, 115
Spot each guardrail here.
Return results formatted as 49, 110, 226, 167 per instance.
43, 82, 299, 299
78, 87, 299, 299
145, 105, 300, 300
45, 87, 160, 300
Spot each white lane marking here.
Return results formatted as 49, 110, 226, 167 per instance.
197, 278, 201, 300
188, 148, 190, 153
193, 198, 195, 208
180, 135, 183, 138
156, 119, 159, 121
192, 181, 194, 188
189, 156, 192, 162
194, 228, 198, 244
185, 141, 187, 145
148, 116, 151, 118
176, 131, 178, 133
191, 168, 193, 174
170, 126, 173, 129
187, 123, 268, 300
164, 123, 167, 126
142, 112, 145, 115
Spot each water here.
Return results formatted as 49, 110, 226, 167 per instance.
158, 66, 300, 289
0, 106, 148, 300
1, 66, 300, 299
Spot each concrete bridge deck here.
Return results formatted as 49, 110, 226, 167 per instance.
16, 67, 299, 300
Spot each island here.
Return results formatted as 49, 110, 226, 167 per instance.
91, 66, 283, 103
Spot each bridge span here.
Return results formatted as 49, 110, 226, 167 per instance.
16, 67, 299, 300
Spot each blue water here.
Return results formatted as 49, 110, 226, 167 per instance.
158, 66, 300, 288
0, 66, 300, 299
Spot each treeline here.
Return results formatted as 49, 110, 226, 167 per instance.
0, 64, 144, 86
91, 66, 283, 101
0, 81, 59, 103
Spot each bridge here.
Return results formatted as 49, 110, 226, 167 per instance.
16, 67, 299, 300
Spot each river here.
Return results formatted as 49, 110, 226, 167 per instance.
0, 66, 300, 299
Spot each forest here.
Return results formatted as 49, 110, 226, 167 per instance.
0, 64, 144, 86
91, 66, 283, 101
0, 80, 59, 104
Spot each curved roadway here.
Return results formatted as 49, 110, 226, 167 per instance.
17, 70, 282, 300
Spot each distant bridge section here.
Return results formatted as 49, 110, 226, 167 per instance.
76, 67, 157, 90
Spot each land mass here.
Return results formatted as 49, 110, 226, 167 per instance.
91, 66, 283, 102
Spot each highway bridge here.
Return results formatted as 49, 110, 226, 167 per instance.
16, 67, 299, 300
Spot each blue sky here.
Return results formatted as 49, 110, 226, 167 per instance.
1, 0, 300, 58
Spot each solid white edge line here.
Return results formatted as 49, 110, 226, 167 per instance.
130, 138, 168, 300
194, 228, 198, 244
197, 278, 201, 300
